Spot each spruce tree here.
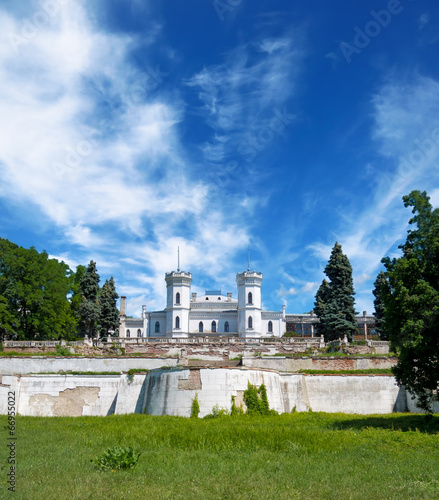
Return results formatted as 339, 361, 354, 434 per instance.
314, 279, 331, 338
78, 261, 100, 341
99, 277, 120, 338
314, 242, 357, 341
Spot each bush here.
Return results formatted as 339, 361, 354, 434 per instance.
92, 446, 141, 471
203, 404, 229, 419
243, 382, 277, 416
190, 393, 200, 418
55, 344, 71, 356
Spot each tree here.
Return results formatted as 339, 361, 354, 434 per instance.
0, 238, 77, 340
381, 190, 439, 413
77, 261, 100, 341
314, 279, 331, 338
99, 277, 119, 338
314, 242, 357, 341
372, 270, 388, 340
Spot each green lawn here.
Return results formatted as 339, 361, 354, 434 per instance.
1, 412, 438, 499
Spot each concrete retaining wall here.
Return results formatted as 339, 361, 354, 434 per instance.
0, 357, 178, 374
0, 368, 422, 417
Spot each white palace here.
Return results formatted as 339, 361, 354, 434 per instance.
119, 267, 287, 339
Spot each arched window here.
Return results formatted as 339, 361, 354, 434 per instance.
175, 316, 180, 329
224, 321, 229, 333
248, 292, 253, 304
268, 321, 273, 333
137, 329, 142, 337
248, 316, 253, 329
155, 321, 160, 333
199, 321, 203, 333
211, 321, 216, 333
126, 329, 131, 338
176, 292, 180, 305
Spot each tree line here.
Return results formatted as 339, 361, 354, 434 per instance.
314, 190, 438, 412
0, 238, 119, 342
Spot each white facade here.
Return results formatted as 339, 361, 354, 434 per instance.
120, 268, 286, 339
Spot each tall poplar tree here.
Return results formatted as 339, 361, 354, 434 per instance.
99, 277, 120, 338
314, 242, 357, 341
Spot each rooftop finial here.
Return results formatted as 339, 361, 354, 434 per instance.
177, 246, 180, 272
247, 246, 250, 271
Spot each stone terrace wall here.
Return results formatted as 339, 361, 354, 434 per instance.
1, 368, 426, 418
243, 356, 398, 371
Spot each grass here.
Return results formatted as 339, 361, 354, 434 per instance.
1, 412, 438, 499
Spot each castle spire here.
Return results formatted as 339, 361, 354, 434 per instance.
247, 246, 250, 272
177, 246, 180, 272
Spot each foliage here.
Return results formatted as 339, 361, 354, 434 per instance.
230, 395, 244, 416
203, 404, 230, 418
381, 190, 439, 413
190, 393, 200, 418
77, 261, 101, 341
92, 445, 141, 471
282, 331, 300, 337
0, 237, 78, 340
54, 344, 72, 356
372, 270, 388, 340
314, 243, 357, 342
243, 382, 276, 416
99, 277, 120, 338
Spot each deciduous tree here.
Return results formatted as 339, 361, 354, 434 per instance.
381, 190, 439, 412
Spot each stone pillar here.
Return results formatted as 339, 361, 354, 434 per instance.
192, 293, 197, 302
120, 296, 127, 316
363, 311, 367, 340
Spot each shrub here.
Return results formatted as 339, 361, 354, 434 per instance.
190, 393, 200, 418
243, 382, 277, 416
203, 404, 229, 419
55, 344, 71, 356
92, 446, 141, 471
230, 395, 243, 416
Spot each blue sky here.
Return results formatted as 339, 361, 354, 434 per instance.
1, 0, 439, 317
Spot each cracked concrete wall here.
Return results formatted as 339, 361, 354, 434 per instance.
0, 369, 419, 417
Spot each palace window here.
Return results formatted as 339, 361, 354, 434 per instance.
248, 292, 253, 304
175, 316, 180, 329
224, 321, 229, 333
211, 321, 216, 333
268, 321, 273, 333
155, 321, 160, 333
126, 329, 130, 338
199, 321, 203, 333
248, 316, 253, 329
176, 292, 180, 305
137, 329, 142, 337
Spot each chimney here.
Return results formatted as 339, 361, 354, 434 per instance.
227, 292, 232, 302
120, 296, 127, 316
192, 292, 197, 302
363, 311, 367, 316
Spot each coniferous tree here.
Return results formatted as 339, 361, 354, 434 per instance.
314, 279, 331, 338
99, 277, 120, 338
314, 242, 357, 341
372, 270, 388, 340
78, 261, 100, 341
